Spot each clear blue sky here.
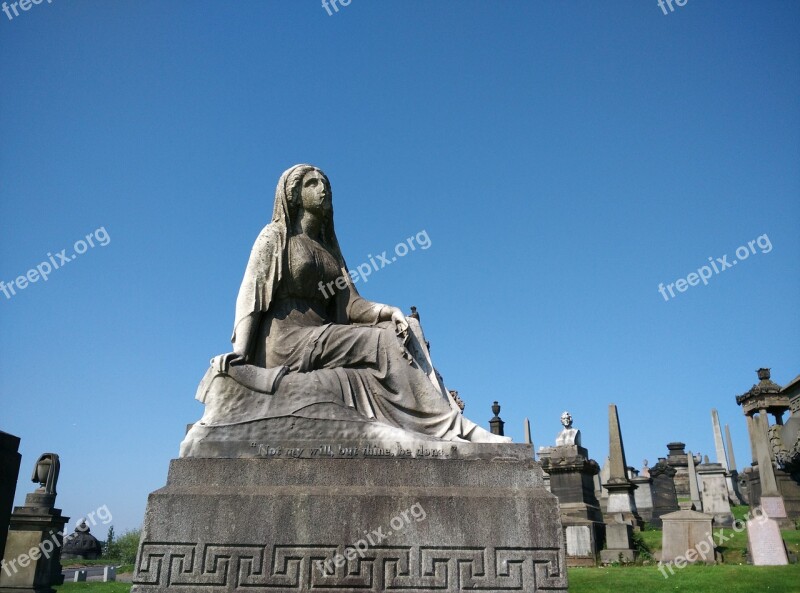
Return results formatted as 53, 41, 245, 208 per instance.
1, 1, 798, 533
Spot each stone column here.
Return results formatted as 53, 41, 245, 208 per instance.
745, 414, 759, 465
725, 424, 737, 472
711, 409, 729, 470
0, 453, 69, 593
687, 450, 702, 511
0, 432, 21, 563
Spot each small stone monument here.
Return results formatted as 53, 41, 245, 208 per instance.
62, 520, 103, 560
660, 509, 715, 564
696, 458, 734, 527
747, 512, 789, 565
599, 405, 639, 563
665, 442, 691, 497
631, 471, 654, 523
649, 457, 680, 528
0, 453, 69, 593
489, 401, 505, 436
540, 412, 603, 566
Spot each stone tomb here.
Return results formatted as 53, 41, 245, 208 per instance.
132, 442, 567, 593
660, 510, 715, 565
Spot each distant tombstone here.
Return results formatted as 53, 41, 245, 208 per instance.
660, 510, 715, 564
103, 565, 117, 582
696, 461, 734, 527
747, 516, 789, 565
73, 569, 87, 582
632, 474, 654, 523
62, 520, 103, 559
649, 458, 680, 528
565, 525, 592, 557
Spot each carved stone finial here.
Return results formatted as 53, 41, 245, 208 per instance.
31, 453, 60, 496
409, 306, 420, 320
757, 368, 771, 381
489, 402, 505, 436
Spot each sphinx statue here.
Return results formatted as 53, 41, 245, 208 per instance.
180, 165, 509, 456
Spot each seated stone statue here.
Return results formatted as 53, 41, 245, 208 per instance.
181, 164, 508, 456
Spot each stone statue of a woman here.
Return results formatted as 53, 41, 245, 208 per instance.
180, 164, 508, 456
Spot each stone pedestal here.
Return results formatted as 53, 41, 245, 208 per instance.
665, 443, 691, 498
660, 510, 715, 564
540, 444, 604, 566
132, 444, 567, 593
696, 462, 734, 527
0, 433, 21, 562
599, 522, 634, 564
0, 492, 68, 593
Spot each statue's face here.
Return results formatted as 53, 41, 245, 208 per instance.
300, 170, 331, 215
560, 412, 572, 428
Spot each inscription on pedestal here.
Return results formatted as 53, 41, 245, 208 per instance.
747, 518, 788, 566
249, 442, 456, 460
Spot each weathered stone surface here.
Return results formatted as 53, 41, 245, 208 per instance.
665, 442, 691, 497
631, 476, 653, 523
697, 462, 734, 527
0, 454, 68, 593
747, 516, 788, 565
132, 448, 567, 593
660, 510, 714, 564
0, 431, 21, 562
649, 459, 679, 528
599, 522, 634, 564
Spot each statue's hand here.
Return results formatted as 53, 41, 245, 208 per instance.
214, 351, 246, 373
389, 307, 409, 340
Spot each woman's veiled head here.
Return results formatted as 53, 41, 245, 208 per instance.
276, 164, 332, 221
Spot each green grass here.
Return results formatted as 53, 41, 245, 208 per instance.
53, 565, 800, 593
56, 584, 131, 592
568, 564, 800, 592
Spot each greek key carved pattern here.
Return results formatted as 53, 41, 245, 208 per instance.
133, 543, 567, 591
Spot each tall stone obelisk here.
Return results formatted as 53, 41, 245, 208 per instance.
600, 405, 641, 563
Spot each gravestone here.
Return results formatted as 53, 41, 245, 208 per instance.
660, 510, 715, 564
747, 516, 788, 565
631, 474, 654, 523
0, 432, 21, 562
696, 460, 734, 527
649, 458, 679, 528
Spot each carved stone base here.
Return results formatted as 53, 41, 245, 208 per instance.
132, 446, 567, 593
